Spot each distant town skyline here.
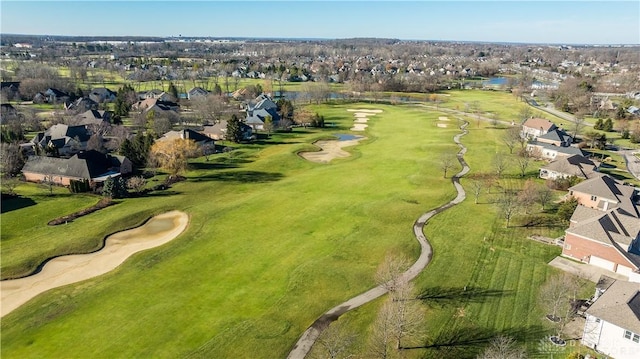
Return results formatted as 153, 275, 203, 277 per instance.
1, 1, 639, 45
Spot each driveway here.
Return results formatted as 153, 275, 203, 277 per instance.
548, 256, 628, 283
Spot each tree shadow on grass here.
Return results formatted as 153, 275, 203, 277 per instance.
1, 195, 37, 213
189, 162, 240, 171
417, 286, 513, 308
411, 324, 547, 358
193, 170, 284, 183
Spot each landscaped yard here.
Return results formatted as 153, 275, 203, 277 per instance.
1, 93, 592, 358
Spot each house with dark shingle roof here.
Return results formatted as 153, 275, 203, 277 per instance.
132, 98, 179, 115
536, 128, 573, 147
89, 87, 117, 103
75, 110, 112, 126
65, 97, 99, 112
244, 95, 280, 131
567, 174, 639, 216
539, 154, 599, 180
157, 129, 213, 147
526, 141, 583, 161
582, 280, 640, 359
187, 87, 208, 100
21, 150, 132, 187
562, 174, 640, 277
30, 124, 92, 156
202, 120, 252, 141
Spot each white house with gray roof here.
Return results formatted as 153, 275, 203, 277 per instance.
582, 280, 640, 359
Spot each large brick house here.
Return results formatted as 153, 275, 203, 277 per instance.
22, 150, 132, 187
562, 174, 640, 278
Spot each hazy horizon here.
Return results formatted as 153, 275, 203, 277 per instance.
1, 1, 639, 45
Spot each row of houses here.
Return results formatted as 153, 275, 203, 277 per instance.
19, 94, 283, 188
519, 116, 640, 359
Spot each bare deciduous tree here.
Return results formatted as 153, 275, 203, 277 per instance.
514, 153, 531, 178
496, 190, 520, 228
477, 336, 526, 359
439, 153, 456, 178
536, 185, 553, 211
126, 176, 147, 194
491, 153, 509, 178
309, 319, 355, 359
375, 254, 410, 293
502, 126, 523, 154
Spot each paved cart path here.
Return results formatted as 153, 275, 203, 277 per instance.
287, 119, 470, 358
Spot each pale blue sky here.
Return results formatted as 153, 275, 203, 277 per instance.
1, 1, 638, 44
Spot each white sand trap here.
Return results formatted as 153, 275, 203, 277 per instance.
438, 116, 450, 121
347, 109, 383, 113
1, 211, 189, 317
354, 117, 369, 123
351, 123, 368, 131
299, 137, 366, 163
353, 113, 372, 118
437, 123, 448, 128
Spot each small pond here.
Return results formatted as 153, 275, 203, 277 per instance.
334, 134, 363, 141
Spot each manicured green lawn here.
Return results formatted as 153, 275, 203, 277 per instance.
1, 103, 459, 358
1, 95, 584, 358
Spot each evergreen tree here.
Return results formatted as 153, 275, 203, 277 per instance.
226, 114, 244, 143
594, 118, 603, 130
603, 118, 613, 132
102, 176, 128, 198
168, 82, 179, 102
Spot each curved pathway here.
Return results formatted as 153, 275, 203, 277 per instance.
287, 119, 470, 358
1, 211, 189, 317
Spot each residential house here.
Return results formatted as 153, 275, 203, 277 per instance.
521, 117, 557, 140
243, 94, 280, 130
30, 124, 92, 156
157, 129, 214, 152
539, 154, 598, 180
536, 128, 573, 147
567, 174, 639, 215
140, 89, 165, 99
75, 110, 112, 126
0, 81, 20, 99
39, 88, 71, 104
526, 141, 583, 161
187, 87, 208, 100
202, 120, 253, 141
582, 280, 640, 359
89, 87, 117, 103
65, 97, 98, 112
562, 174, 640, 277
245, 107, 280, 131
22, 150, 132, 187
132, 98, 179, 115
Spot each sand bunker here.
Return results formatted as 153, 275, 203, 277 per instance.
299, 136, 366, 163
437, 123, 448, 128
438, 116, 450, 121
347, 109, 382, 132
1, 210, 189, 317
347, 109, 383, 113
351, 123, 368, 131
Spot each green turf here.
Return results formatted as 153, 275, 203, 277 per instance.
1, 94, 596, 358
